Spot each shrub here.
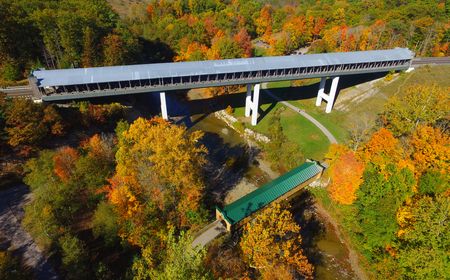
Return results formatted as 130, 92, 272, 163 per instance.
232, 121, 245, 133
226, 105, 233, 114
0, 251, 32, 280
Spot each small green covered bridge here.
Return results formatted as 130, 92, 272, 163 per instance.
216, 160, 324, 232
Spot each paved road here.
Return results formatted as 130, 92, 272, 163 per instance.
191, 220, 226, 247
0, 185, 60, 280
261, 82, 338, 144
412, 57, 450, 66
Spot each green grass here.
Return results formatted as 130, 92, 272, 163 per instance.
233, 86, 341, 160
266, 80, 348, 144
380, 65, 450, 96
254, 47, 269, 57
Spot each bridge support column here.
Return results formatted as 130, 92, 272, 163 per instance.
245, 85, 252, 117
160, 92, 168, 120
316, 76, 340, 113
244, 84, 261, 126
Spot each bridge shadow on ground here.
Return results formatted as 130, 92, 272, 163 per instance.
165, 71, 388, 125
265, 72, 388, 105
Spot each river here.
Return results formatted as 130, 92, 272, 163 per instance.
134, 90, 358, 279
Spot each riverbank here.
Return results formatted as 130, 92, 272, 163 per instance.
313, 200, 368, 280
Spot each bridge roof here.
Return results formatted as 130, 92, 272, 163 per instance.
32, 48, 413, 88
218, 161, 324, 225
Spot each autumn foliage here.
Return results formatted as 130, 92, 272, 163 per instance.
240, 203, 313, 279
53, 147, 80, 182
103, 116, 207, 246
328, 151, 365, 205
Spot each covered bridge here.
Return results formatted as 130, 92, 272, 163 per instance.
216, 160, 324, 232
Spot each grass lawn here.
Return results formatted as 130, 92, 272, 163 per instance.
233, 85, 342, 160
265, 80, 349, 142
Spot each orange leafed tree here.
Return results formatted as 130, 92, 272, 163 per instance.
411, 126, 450, 175
255, 6, 273, 36
359, 128, 404, 170
328, 151, 365, 205
53, 147, 80, 182
324, 143, 350, 178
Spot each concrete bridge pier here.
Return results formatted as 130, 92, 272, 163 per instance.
316, 76, 340, 113
160, 92, 168, 120
245, 83, 261, 126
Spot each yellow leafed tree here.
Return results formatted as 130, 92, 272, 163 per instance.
114, 117, 207, 226
240, 203, 314, 279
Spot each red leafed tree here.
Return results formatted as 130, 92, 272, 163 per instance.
328, 151, 365, 205
203, 16, 218, 40
233, 28, 252, 57
53, 147, 80, 182
312, 17, 325, 41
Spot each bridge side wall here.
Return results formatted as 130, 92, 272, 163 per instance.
41, 64, 411, 102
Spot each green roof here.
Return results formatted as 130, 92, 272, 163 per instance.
219, 161, 323, 225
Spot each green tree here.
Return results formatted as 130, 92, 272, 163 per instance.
0, 251, 33, 280
397, 195, 450, 279
133, 229, 211, 280
418, 170, 450, 196
91, 201, 121, 248
59, 233, 91, 280
355, 164, 415, 252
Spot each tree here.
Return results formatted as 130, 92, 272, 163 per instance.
347, 112, 376, 151
397, 195, 450, 279
359, 128, 407, 172
59, 233, 91, 280
324, 143, 350, 178
283, 14, 310, 49
383, 83, 450, 136
53, 147, 80, 182
233, 28, 252, 58
102, 34, 126, 66
91, 201, 122, 248
255, 6, 273, 36
240, 203, 313, 279
0, 251, 32, 280
411, 126, 450, 175
5, 98, 66, 153
132, 229, 211, 280
356, 165, 415, 251
107, 117, 207, 246
328, 151, 365, 205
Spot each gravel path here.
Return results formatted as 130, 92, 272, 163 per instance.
261, 83, 338, 144
0, 185, 60, 280
191, 220, 226, 247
